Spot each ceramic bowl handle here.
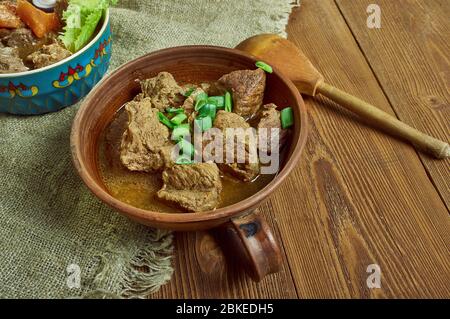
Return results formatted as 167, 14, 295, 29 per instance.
223, 209, 282, 281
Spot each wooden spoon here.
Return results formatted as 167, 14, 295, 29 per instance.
236, 34, 449, 159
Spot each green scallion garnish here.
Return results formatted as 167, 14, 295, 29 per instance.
255, 61, 273, 73
207, 96, 225, 108
195, 99, 206, 112
198, 103, 217, 120
280, 107, 294, 129
194, 116, 212, 132
171, 124, 191, 141
158, 112, 174, 129
170, 113, 188, 125
224, 92, 232, 112
177, 139, 195, 157
194, 92, 208, 111
166, 107, 184, 114
196, 91, 208, 101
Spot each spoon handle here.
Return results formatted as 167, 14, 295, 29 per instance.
316, 82, 449, 159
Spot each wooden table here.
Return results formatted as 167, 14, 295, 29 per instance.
153, 0, 450, 298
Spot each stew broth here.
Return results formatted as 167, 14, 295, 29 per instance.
98, 107, 276, 213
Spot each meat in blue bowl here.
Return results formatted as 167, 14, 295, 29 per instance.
0, 0, 113, 115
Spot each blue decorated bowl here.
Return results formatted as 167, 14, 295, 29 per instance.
0, 10, 111, 115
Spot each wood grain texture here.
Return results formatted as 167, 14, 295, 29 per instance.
152, 204, 298, 298
335, 0, 450, 208
277, 0, 449, 298
151, 0, 450, 299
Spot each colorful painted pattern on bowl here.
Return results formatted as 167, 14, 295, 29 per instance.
0, 17, 111, 115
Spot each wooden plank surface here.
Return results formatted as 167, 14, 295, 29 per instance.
152, 203, 298, 298
279, 0, 449, 298
152, 0, 450, 298
335, 0, 450, 209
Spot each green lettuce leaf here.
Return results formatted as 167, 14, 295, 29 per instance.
60, 28, 80, 52
59, 0, 117, 53
73, 9, 102, 52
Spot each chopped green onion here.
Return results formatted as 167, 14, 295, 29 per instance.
194, 116, 212, 132
175, 154, 193, 165
224, 92, 232, 112
198, 103, 217, 120
177, 123, 190, 129
171, 124, 191, 141
177, 139, 195, 157
183, 87, 195, 97
207, 96, 225, 108
280, 107, 294, 129
206, 98, 217, 107
194, 92, 208, 111
255, 61, 273, 73
196, 92, 208, 101
166, 107, 184, 114
195, 99, 206, 112
170, 113, 188, 125
194, 118, 202, 131
201, 116, 213, 131
158, 112, 174, 129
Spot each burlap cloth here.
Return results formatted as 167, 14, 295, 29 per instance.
0, 0, 298, 298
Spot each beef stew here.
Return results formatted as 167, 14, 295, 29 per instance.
99, 67, 293, 213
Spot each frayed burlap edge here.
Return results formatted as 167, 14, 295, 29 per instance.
80, 229, 173, 299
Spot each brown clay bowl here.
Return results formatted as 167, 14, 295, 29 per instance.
71, 46, 308, 281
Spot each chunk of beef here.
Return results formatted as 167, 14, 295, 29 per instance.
120, 99, 174, 172
0, 1, 23, 29
214, 110, 250, 130
139, 72, 184, 111
213, 110, 260, 182
26, 43, 71, 68
4, 27, 37, 48
256, 103, 288, 153
0, 27, 11, 40
200, 82, 211, 93
217, 68, 266, 118
257, 104, 280, 130
132, 92, 145, 102
157, 163, 222, 212
0, 46, 28, 73
3, 27, 49, 59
